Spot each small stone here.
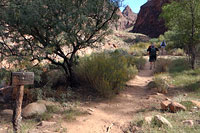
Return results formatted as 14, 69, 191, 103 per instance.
144, 116, 153, 124
160, 101, 171, 111
193, 106, 198, 109
146, 96, 151, 100
131, 126, 139, 132
183, 93, 188, 96
196, 120, 200, 124
182, 120, 194, 126
38, 121, 56, 127
165, 98, 172, 101
88, 108, 94, 112
190, 100, 200, 109
156, 93, 164, 96
153, 115, 173, 128
169, 102, 186, 113
87, 112, 92, 115
43, 130, 51, 133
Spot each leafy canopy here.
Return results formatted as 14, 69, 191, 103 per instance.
162, 0, 200, 46
0, 0, 121, 81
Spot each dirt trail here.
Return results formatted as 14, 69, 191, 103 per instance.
62, 60, 157, 133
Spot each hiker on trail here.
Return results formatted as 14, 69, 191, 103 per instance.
160, 40, 166, 55
147, 43, 159, 70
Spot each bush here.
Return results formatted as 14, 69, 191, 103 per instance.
155, 58, 171, 73
129, 42, 150, 56
112, 49, 146, 70
169, 58, 190, 73
132, 57, 146, 70
169, 48, 186, 56
0, 68, 11, 86
153, 74, 170, 94
74, 51, 138, 98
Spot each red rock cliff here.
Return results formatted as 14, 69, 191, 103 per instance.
122, 6, 137, 28
115, 6, 137, 30
132, 0, 170, 38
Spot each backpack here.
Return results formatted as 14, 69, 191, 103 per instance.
150, 46, 156, 56
161, 41, 166, 46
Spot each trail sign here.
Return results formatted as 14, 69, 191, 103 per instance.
11, 72, 34, 86
11, 71, 34, 133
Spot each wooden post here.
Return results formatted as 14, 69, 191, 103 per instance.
11, 72, 34, 133
12, 85, 24, 133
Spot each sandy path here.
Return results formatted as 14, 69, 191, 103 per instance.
62, 59, 156, 133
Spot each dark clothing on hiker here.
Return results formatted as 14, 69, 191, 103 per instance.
147, 46, 159, 62
160, 40, 166, 55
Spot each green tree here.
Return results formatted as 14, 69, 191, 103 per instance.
162, 0, 200, 69
0, 0, 121, 83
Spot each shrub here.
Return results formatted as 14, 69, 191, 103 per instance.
153, 74, 170, 94
74, 52, 138, 98
147, 81, 157, 90
131, 57, 146, 70
111, 49, 146, 70
129, 42, 150, 56
0, 68, 10, 86
169, 48, 186, 56
155, 58, 171, 73
169, 58, 190, 73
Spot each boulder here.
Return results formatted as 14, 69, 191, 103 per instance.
161, 100, 171, 110
190, 100, 200, 109
132, 0, 171, 38
153, 115, 172, 128
169, 102, 186, 113
182, 120, 194, 127
22, 102, 46, 118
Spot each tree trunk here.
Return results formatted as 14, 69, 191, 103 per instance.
67, 63, 77, 87
191, 47, 196, 69
62, 62, 77, 87
12, 85, 24, 133
189, 1, 196, 69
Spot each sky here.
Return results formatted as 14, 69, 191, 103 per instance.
120, 0, 147, 13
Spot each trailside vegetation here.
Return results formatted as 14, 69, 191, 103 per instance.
74, 50, 140, 98
162, 0, 200, 69
0, 0, 121, 84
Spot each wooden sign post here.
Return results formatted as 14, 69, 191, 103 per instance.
11, 72, 34, 133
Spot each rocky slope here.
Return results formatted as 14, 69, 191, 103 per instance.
132, 0, 170, 38
122, 6, 137, 29
115, 6, 137, 30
